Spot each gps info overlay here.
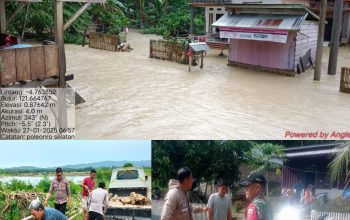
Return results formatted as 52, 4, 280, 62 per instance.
0, 88, 75, 140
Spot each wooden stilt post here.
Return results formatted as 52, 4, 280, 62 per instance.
55, 0, 67, 128
190, 5, 194, 35
82, 30, 87, 47
328, 0, 343, 75
150, 40, 153, 58
189, 55, 192, 72
200, 53, 203, 68
0, 0, 6, 33
55, 0, 66, 87
314, 0, 327, 81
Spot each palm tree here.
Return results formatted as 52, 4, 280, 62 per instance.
122, 0, 136, 18
329, 141, 350, 188
147, 0, 165, 21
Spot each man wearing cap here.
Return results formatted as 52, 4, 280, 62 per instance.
29, 200, 68, 220
239, 172, 271, 220
44, 167, 71, 215
207, 178, 232, 220
161, 167, 208, 220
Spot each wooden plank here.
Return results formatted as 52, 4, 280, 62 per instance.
299, 57, 305, 72
29, 46, 46, 80
340, 67, 350, 93
55, 0, 66, 88
0, 49, 16, 85
297, 63, 302, 74
88, 32, 117, 51
150, 40, 153, 58
0, 0, 6, 33
5, 74, 73, 88
302, 49, 312, 69
44, 45, 59, 77
15, 48, 31, 81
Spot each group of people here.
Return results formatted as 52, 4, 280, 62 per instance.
282, 180, 315, 216
28, 168, 109, 220
161, 167, 271, 220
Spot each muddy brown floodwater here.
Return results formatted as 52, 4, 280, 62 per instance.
67, 30, 350, 139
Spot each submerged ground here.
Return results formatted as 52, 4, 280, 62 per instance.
68, 30, 350, 139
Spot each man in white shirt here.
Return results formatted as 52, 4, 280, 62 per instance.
207, 179, 232, 220
88, 182, 109, 220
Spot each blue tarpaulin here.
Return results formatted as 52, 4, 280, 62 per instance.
5, 44, 32, 49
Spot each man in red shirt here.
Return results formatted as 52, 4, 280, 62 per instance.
80, 169, 97, 220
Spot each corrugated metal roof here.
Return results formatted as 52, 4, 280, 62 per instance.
212, 13, 306, 31
284, 143, 337, 152
189, 43, 210, 52
109, 168, 148, 189
224, 4, 319, 21
286, 148, 339, 158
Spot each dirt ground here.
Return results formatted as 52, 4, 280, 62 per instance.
67, 30, 350, 139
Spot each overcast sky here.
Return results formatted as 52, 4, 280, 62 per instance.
0, 140, 151, 168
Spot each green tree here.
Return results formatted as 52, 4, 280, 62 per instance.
329, 141, 350, 188
123, 163, 134, 167
35, 176, 51, 193
247, 143, 286, 196
95, 168, 112, 187
5, 179, 34, 192
152, 141, 251, 193
91, 0, 129, 34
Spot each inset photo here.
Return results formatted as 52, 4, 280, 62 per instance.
152, 140, 350, 220
0, 140, 151, 220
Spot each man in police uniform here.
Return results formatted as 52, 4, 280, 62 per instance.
239, 173, 271, 220
161, 167, 208, 220
44, 167, 71, 215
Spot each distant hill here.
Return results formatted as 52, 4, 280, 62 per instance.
62, 160, 151, 169
3, 160, 151, 173
4, 166, 40, 171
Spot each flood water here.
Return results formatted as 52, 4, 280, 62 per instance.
0, 176, 85, 186
67, 30, 350, 139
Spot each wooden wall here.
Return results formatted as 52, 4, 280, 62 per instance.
149, 39, 187, 63
89, 32, 119, 51
0, 45, 59, 86
342, 12, 350, 43
294, 20, 318, 72
230, 0, 310, 5
228, 32, 296, 71
340, 67, 350, 93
